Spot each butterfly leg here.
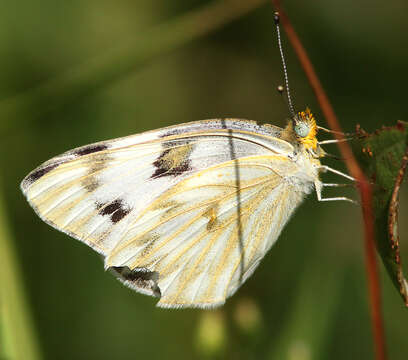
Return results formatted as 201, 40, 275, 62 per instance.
318, 165, 355, 181
315, 181, 358, 204
318, 138, 352, 145
322, 183, 354, 187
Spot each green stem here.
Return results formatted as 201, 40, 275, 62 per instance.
0, 178, 42, 360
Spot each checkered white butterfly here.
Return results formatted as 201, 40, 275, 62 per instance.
21, 110, 354, 308
21, 14, 354, 308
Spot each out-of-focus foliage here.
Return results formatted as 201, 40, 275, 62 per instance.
0, 177, 41, 360
1, 0, 408, 359
353, 122, 408, 306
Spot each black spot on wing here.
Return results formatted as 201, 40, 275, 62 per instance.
99, 199, 122, 215
151, 148, 191, 178
75, 144, 108, 156
97, 199, 131, 223
111, 207, 131, 223
26, 163, 59, 183
151, 158, 169, 178
151, 140, 193, 179
110, 266, 161, 297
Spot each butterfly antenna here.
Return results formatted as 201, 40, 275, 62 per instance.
274, 12, 296, 118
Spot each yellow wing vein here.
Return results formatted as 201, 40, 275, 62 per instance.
157, 204, 252, 280
222, 187, 286, 297
127, 210, 210, 268
129, 159, 283, 227
170, 230, 221, 304
111, 177, 276, 259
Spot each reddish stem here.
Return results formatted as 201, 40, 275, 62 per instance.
270, 1, 387, 359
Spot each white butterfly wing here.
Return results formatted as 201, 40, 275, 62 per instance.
21, 119, 303, 308
107, 156, 305, 308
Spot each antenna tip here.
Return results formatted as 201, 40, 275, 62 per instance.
277, 85, 284, 94
274, 12, 280, 24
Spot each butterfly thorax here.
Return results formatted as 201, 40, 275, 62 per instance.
278, 108, 323, 192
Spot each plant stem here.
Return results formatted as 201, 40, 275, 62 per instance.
270, 1, 387, 359
0, 178, 42, 360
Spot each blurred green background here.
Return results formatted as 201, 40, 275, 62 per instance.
1, 0, 408, 359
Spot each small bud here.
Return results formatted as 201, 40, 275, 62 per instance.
233, 297, 262, 334
195, 311, 226, 357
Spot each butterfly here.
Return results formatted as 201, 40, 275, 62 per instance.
21, 108, 354, 308
21, 13, 355, 308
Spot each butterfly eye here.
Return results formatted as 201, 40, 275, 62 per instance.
294, 123, 310, 138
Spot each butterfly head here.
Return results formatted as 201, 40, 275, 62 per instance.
293, 108, 318, 150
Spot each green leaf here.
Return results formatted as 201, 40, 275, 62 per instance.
353, 121, 408, 306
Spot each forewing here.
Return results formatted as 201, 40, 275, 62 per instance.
21, 119, 299, 307
21, 119, 292, 256
106, 155, 305, 308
